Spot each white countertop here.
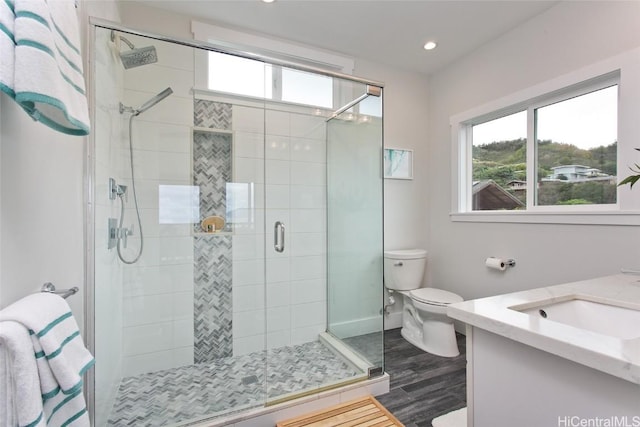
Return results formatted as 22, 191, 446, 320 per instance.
447, 273, 640, 384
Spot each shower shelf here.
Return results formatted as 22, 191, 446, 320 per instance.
192, 231, 233, 237
192, 126, 232, 135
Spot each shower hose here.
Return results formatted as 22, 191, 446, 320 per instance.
117, 114, 144, 264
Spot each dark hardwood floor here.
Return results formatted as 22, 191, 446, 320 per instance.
376, 328, 467, 427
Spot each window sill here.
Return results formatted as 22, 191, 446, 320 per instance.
450, 211, 640, 226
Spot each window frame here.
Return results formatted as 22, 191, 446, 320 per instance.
450, 48, 640, 226
192, 20, 356, 111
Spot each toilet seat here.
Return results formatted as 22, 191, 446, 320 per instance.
409, 288, 463, 306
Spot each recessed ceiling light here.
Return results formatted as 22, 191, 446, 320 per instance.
262, 0, 276, 3
423, 41, 437, 51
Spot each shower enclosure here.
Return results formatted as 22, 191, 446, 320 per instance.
88, 21, 384, 426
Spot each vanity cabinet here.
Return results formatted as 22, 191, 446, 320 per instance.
466, 327, 639, 427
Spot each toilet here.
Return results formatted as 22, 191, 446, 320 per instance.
384, 249, 463, 357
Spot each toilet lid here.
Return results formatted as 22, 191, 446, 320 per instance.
384, 249, 427, 260
410, 288, 463, 305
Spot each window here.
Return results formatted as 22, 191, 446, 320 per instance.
207, 51, 333, 107
535, 85, 617, 207
472, 111, 527, 210
208, 52, 273, 99
281, 68, 333, 108
456, 72, 621, 217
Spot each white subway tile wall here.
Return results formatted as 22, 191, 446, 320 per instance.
117, 34, 195, 376
115, 92, 329, 370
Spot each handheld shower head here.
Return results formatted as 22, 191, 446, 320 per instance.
136, 88, 173, 115
119, 87, 173, 116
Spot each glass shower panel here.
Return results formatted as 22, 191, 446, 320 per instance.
326, 89, 384, 371
92, 27, 268, 426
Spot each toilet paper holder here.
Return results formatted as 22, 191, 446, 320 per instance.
486, 257, 516, 270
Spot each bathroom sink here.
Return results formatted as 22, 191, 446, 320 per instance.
509, 296, 640, 340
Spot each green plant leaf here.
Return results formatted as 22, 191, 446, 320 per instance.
618, 175, 640, 188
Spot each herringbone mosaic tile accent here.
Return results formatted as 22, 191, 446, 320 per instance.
192, 99, 234, 363
192, 131, 232, 233
107, 340, 361, 426
194, 99, 232, 130
194, 235, 233, 363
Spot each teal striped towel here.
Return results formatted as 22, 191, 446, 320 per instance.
0, 0, 90, 135
0, 293, 94, 427
0, 321, 43, 427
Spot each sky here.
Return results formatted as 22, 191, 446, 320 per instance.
472, 85, 617, 149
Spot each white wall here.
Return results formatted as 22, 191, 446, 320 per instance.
0, 84, 85, 323
427, 1, 640, 301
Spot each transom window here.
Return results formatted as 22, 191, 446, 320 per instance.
460, 73, 619, 213
207, 51, 333, 108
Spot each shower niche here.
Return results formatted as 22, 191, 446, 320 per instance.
192, 99, 234, 235
90, 23, 384, 427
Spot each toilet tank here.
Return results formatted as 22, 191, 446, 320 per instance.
383, 249, 427, 291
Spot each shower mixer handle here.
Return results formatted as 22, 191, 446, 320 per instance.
119, 225, 134, 248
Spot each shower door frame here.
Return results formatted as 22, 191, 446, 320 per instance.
85, 18, 385, 425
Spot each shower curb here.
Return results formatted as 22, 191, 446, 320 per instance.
172, 374, 390, 427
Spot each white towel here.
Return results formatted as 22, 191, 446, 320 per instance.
1, 0, 90, 135
0, 320, 45, 427
0, 293, 94, 427
0, 0, 16, 97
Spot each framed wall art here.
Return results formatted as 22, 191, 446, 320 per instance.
383, 148, 413, 180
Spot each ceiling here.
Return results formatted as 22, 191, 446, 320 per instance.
143, 0, 558, 75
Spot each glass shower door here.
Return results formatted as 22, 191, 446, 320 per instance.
263, 72, 384, 403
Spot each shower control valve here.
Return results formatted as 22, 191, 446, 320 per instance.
119, 225, 134, 248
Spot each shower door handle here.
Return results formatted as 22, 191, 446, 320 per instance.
274, 221, 285, 253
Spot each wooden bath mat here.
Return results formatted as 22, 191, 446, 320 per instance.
276, 395, 404, 427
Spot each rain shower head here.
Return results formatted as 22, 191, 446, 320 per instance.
113, 31, 158, 69
119, 87, 173, 116
120, 45, 158, 69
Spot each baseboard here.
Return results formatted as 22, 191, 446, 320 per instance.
329, 316, 383, 338
384, 311, 402, 330
330, 311, 403, 335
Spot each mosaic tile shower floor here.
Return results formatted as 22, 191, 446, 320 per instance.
107, 340, 363, 426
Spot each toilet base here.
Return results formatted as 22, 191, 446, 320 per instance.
400, 321, 460, 358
